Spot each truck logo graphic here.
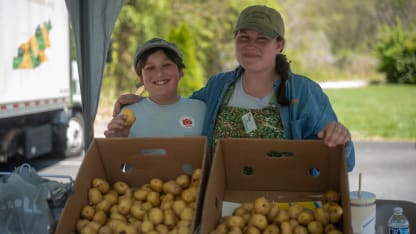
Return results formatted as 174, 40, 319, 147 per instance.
12, 20, 52, 69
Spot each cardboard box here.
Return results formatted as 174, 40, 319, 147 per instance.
199, 138, 352, 234
55, 137, 208, 233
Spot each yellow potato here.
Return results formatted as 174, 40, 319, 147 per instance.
245, 225, 261, 234
322, 190, 340, 203
179, 207, 194, 221
214, 223, 228, 234
163, 209, 178, 229
76, 219, 90, 233
110, 212, 127, 222
146, 191, 161, 206
294, 225, 308, 234
130, 203, 146, 220
228, 226, 243, 234
181, 186, 198, 203
281, 221, 293, 234
172, 200, 187, 216
156, 224, 169, 234
115, 222, 137, 234
80, 224, 97, 234
233, 207, 248, 216
175, 174, 191, 188
81, 205, 95, 220
103, 190, 119, 205
160, 199, 174, 210
177, 220, 192, 228
263, 224, 280, 234
92, 210, 107, 225
150, 178, 164, 192
226, 215, 246, 229
92, 177, 110, 194
162, 180, 182, 195
249, 214, 268, 231
253, 197, 271, 215
121, 108, 136, 125
141, 201, 153, 211
107, 219, 125, 231
297, 210, 314, 225
117, 197, 133, 215
96, 199, 111, 212
133, 188, 149, 201
140, 220, 155, 233
274, 209, 290, 224
307, 221, 324, 234
241, 202, 254, 211
288, 204, 304, 218
327, 229, 343, 234
140, 183, 153, 191
314, 207, 330, 225
85, 221, 101, 232
323, 202, 343, 224
267, 203, 280, 222
88, 187, 103, 205
148, 207, 164, 225
191, 168, 202, 186
177, 225, 192, 234
113, 181, 129, 195
324, 224, 336, 233
290, 218, 299, 228
98, 225, 112, 234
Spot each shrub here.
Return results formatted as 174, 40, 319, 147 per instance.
375, 21, 416, 84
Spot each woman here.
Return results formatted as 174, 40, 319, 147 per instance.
104, 38, 206, 137
112, 6, 355, 171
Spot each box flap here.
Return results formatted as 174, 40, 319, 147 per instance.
56, 137, 208, 234
200, 138, 351, 234
222, 138, 343, 192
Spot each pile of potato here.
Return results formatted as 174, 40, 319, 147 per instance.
210, 190, 344, 234
75, 168, 202, 234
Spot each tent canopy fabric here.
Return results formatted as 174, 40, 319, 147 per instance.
65, 0, 125, 149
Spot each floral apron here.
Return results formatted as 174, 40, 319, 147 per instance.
212, 85, 285, 150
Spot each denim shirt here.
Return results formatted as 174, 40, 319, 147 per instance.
191, 66, 355, 172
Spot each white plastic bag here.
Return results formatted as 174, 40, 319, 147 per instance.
0, 164, 73, 234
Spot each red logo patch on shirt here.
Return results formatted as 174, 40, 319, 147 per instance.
180, 116, 194, 128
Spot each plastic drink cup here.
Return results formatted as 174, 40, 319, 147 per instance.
350, 191, 376, 234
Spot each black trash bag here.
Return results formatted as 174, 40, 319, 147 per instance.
0, 164, 73, 234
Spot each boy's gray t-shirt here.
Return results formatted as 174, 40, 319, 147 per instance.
126, 97, 206, 137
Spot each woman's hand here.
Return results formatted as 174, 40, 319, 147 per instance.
112, 94, 142, 117
104, 115, 131, 138
318, 122, 351, 147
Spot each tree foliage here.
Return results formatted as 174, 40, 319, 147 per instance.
376, 21, 416, 84
167, 24, 205, 96
102, 0, 416, 103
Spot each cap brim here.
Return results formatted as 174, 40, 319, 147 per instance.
235, 22, 280, 39
136, 43, 183, 61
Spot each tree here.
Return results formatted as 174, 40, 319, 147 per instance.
376, 21, 416, 84
168, 24, 205, 96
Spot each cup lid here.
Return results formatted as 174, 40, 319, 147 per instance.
350, 191, 376, 204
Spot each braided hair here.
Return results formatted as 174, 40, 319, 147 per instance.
275, 37, 291, 106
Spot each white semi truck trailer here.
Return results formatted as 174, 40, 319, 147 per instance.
0, 0, 84, 162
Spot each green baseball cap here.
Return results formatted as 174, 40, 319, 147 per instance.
134, 38, 183, 74
235, 5, 285, 39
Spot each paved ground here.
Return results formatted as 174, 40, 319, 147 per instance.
348, 140, 416, 203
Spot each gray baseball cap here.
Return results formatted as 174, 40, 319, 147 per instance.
133, 38, 183, 74
235, 5, 285, 39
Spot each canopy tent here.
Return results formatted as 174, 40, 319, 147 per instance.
65, 0, 125, 149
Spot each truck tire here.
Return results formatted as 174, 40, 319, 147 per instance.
54, 112, 84, 157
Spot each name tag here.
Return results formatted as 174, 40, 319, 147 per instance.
242, 112, 257, 134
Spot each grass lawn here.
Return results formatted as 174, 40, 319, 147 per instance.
324, 84, 416, 141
